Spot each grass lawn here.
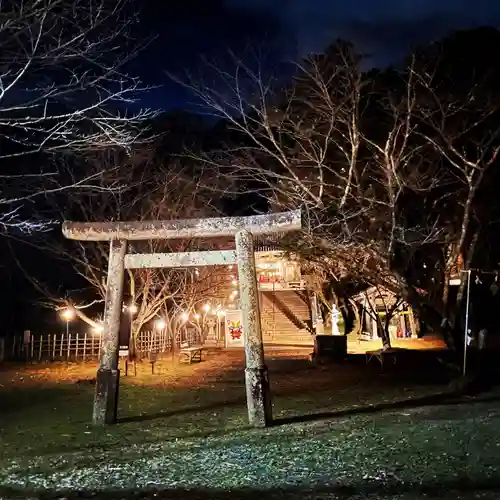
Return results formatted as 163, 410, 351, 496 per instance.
0, 347, 499, 499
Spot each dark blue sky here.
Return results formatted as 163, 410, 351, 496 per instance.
134, 0, 500, 110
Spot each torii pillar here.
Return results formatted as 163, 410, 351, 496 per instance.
62, 210, 302, 427
236, 230, 272, 426
94, 240, 127, 424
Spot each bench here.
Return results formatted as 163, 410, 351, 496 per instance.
179, 346, 203, 364
148, 351, 159, 374
365, 348, 398, 369
358, 332, 372, 342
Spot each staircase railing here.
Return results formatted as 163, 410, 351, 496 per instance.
262, 291, 313, 333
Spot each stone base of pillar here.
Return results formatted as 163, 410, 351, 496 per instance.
245, 366, 272, 427
93, 368, 120, 425
315, 319, 325, 335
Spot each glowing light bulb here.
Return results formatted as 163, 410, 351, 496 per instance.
61, 308, 75, 321
155, 319, 166, 330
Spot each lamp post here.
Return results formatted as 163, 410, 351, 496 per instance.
216, 309, 226, 343
201, 303, 210, 342
60, 308, 75, 337
127, 303, 138, 356
154, 318, 167, 348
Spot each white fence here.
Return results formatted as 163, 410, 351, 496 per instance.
7, 332, 102, 362
1, 328, 205, 363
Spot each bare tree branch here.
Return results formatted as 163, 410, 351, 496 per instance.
0, 0, 158, 232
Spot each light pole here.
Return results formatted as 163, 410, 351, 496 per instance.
127, 303, 138, 356
201, 303, 211, 342
180, 311, 190, 345
154, 317, 166, 350
60, 308, 75, 337
216, 306, 226, 345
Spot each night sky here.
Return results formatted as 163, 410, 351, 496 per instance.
5, 0, 500, 332
135, 0, 500, 110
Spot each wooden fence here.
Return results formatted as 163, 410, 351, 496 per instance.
1, 328, 205, 363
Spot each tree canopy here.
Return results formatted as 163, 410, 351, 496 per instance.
189, 26, 500, 348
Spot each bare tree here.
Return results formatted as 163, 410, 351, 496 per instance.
0, 0, 156, 231
409, 60, 500, 327
30, 150, 233, 352
179, 41, 498, 349
175, 44, 427, 347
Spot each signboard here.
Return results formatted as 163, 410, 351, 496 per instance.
119, 345, 129, 357
225, 310, 244, 348
118, 345, 129, 358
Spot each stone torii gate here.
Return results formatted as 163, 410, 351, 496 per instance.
62, 209, 302, 427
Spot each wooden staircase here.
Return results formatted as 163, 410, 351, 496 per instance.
260, 291, 313, 346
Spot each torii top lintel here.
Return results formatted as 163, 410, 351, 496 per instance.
62, 209, 302, 242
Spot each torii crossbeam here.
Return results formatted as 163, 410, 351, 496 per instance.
62, 210, 302, 427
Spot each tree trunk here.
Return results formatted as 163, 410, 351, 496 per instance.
380, 316, 392, 350
347, 298, 360, 336
129, 321, 143, 361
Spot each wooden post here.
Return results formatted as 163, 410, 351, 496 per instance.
52, 334, 56, 360
83, 333, 87, 360
93, 239, 127, 425
67, 333, 71, 360
38, 336, 43, 361
76, 333, 79, 360
59, 334, 63, 357
236, 230, 272, 427
408, 307, 417, 338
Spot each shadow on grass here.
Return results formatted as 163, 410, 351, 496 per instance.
118, 397, 246, 423
3, 477, 500, 499
118, 385, 500, 428
0, 385, 91, 415
273, 390, 500, 426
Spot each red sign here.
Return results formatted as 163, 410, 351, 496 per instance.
228, 320, 243, 339
258, 275, 281, 283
